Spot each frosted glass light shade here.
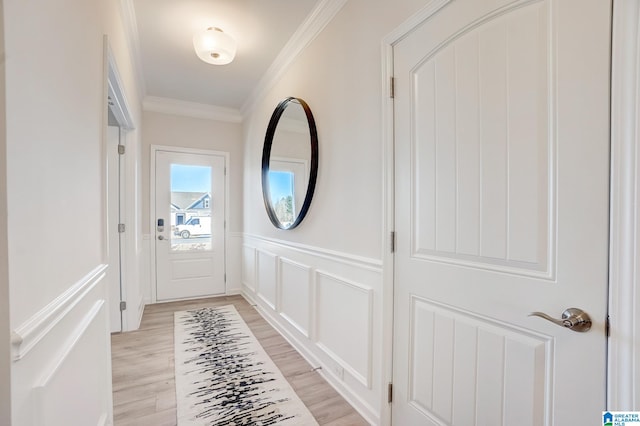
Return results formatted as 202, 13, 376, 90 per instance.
193, 27, 237, 65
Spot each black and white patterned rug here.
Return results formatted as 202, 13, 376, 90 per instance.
174, 305, 319, 425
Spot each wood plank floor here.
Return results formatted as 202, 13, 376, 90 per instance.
111, 295, 369, 425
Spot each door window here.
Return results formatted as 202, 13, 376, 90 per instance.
170, 164, 212, 251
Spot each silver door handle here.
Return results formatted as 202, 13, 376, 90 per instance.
158, 235, 165, 240
528, 308, 592, 332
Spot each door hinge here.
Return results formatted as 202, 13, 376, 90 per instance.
390, 77, 395, 99
605, 315, 610, 337
388, 383, 393, 403
119, 301, 127, 311
118, 223, 125, 233
118, 144, 125, 155
390, 231, 396, 253
224, 273, 227, 283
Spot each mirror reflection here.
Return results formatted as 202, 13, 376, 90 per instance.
262, 97, 318, 229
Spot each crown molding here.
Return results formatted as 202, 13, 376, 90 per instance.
240, 0, 348, 116
143, 96, 243, 123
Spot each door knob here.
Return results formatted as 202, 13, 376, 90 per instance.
528, 308, 592, 332
158, 235, 165, 240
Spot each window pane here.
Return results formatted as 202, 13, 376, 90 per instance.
269, 170, 296, 226
170, 164, 212, 251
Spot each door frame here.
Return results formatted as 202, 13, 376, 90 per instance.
104, 40, 136, 331
608, 0, 640, 410
149, 145, 230, 303
380, 0, 639, 423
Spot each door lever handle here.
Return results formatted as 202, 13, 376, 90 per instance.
528, 308, 592, 332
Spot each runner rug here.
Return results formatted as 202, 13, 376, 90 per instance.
174, 305, 319, 425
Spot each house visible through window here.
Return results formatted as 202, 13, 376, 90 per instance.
170, 164, 212, 250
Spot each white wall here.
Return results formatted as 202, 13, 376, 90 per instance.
4, 0, 142, 423
142, 111, 244, 295
241, 0, 428, 423
0, 0, 11, 423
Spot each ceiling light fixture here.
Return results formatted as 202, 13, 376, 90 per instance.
193, 27, 237, 65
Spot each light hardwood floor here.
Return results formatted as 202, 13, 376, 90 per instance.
111, 295, 369, 425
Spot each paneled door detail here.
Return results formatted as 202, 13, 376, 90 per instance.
393, 0, 611, 424
155, 150, 226, 300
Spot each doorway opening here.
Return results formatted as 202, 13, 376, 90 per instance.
106, 43, 135, 332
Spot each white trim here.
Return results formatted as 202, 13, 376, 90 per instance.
105, 44, 140, 332
143, 96, 243, 123
34, 300, 105, 388
609, 0, 640, 410
384, 0, 451, 45
380, 32, 396, 426
119, 0, 147, 98
10, 265, 108, 361
97, 413, 109, 426
149, 145, 231, 303
243, 233, 382, 272
107, 49, 135, 130
379, 1, 453, 423
240, 0, 348, 116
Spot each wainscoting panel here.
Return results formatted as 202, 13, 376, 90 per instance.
242, 234, 382, 425
225, 232, 243, 294
242, 245, 256, 292
34, 301, 110, 426
257, 249, 278, 310
315, 271, 373, 388
408, 296, 550, 425
278, 258, 311, 338
11, 264, 113, 426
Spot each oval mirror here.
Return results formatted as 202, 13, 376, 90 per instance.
261, 97, 318, 229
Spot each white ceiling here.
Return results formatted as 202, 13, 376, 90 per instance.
131, 0, 318, 111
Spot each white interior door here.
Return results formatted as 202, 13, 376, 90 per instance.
155, 150, 226, 301
392, 0, 611, 424
107, 124, 123, 333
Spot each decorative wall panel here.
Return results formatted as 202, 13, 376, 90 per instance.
242, 245, 256, 291
279, 258, 311, 337
315, 270, 372, 387
257, 250, 278, 309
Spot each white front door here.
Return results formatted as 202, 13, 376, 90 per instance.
392, 0, 611, 424
154, 149, 226, 301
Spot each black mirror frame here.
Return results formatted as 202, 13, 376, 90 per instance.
261, 97, 318, 230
